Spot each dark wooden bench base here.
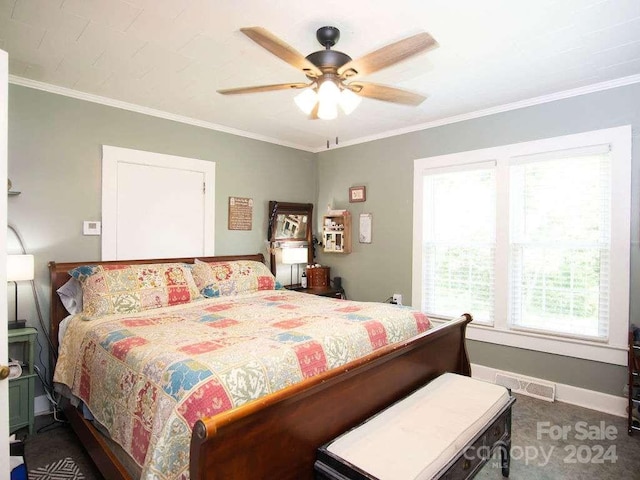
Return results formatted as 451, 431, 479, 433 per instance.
315, 394, 515, 480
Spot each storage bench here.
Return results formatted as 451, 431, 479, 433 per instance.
315, 373, 515, 480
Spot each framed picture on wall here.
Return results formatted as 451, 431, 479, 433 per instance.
349, 186, 366, 203
359, 213, 372, 243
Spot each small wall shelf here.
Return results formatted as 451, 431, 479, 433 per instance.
323, 211, 351, 254
8, 191, 21, 196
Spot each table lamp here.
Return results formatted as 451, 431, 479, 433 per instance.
281, 247, 308, 287
7, 254, 34, 330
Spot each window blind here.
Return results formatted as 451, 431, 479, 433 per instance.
509, 151, 611, 340
422, 166, 496, 324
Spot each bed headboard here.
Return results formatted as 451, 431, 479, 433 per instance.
48, 253, 265, 359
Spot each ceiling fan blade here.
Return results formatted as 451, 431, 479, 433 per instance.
217, 83, 309, 95
338, 32, 437, 79
240, 27, 323, 78
348, 82, 427, 106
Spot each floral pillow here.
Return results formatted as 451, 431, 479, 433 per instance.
191, 260, 282, 298
69, 263, 201, 320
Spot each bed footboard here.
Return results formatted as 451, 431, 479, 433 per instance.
190, 314, 471, 480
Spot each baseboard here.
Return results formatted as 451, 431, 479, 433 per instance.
471, 363, 627, 418
34, 394, 52, 416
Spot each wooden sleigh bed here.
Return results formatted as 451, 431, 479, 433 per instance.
49, 253, 472, 480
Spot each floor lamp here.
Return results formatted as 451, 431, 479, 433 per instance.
281, 247, 308, 287
7, 254, 34, 330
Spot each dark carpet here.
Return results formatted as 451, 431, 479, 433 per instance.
16, 395, 640, 479
19, 417, 103, 480
477, 395, 640, 479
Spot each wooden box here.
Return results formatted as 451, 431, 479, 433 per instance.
315, 374, 515, 480
307, 266, 330, 288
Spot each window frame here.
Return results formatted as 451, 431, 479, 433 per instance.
412, 126, 631, 366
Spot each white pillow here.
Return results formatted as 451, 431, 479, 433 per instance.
56, 277, 83, 315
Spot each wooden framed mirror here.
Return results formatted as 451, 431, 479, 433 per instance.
268, 201, 313, 277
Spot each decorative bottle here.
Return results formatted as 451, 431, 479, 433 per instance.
301, 269, 307, 288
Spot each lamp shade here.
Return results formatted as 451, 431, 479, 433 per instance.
317, 79, 340, 120
294, 88, 318, 115
317, 79, 340, 105
281, 247, 308, 265
317, 101, 338, 120
339, 88, 362, 115
7, 254, 34, 282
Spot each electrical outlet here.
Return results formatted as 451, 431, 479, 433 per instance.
392, 293, 402, 306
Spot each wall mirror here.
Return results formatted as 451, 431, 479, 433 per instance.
274, 213, 308, 240
268, 201, 313, 277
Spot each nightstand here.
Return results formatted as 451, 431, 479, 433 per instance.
293, 286, 344, 299
8, 327, 37, 435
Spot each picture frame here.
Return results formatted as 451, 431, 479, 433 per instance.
349, 186, 366, 203
359, 213, 372, 244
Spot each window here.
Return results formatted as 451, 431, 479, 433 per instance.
412, 127, 631, 365
422, 165, 496, 324
510, 149, 611, 340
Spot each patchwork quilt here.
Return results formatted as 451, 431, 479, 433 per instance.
54, 290, 431, 480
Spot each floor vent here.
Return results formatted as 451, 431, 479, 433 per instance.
494, 372, 556, 402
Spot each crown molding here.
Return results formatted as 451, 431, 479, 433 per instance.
312, 73, 640, 153
9, 73, 640, 154
8, 75, 315, 153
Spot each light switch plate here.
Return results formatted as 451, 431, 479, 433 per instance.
83, 221, 101, 235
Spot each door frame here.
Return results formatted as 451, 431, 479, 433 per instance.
1, 48, 10, 477
101, 145, 216, 260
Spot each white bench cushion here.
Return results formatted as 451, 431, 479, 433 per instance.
327, 373, 510, 480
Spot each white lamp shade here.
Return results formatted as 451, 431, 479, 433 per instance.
317, 101, 338, 120
281, 247, 308, 265
7, 254, 34, 282
294, 88, 318, 115
339, 88, 362, 115
317, 79, 340, 105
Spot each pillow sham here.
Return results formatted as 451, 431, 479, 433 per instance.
56, 277, 83, 315
191, 260, 281, 298
69, 263, 201, 320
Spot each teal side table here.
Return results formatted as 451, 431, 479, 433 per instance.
8, 327, 37, 434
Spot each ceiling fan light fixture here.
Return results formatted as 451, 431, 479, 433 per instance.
294, 88, 318, 115
317, 78, 341, 106
221, 27, 436, 121
317, 100, 338, 120
339, 88, 362, 115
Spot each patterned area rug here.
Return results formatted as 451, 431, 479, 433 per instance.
29, 457, 85, 480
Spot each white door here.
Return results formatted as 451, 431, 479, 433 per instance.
0, 48, 10, 478
102, 146, 215, 260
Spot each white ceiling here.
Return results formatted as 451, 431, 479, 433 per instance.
2, 0, 640, 152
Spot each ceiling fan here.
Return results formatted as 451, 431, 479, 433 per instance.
217, 26, 438, 120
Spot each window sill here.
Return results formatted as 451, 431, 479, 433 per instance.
429, 318, 627, 366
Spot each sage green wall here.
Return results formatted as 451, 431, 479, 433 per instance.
9, 81, 639, 401
316, 82, 640, 397
7, 84, 316, 398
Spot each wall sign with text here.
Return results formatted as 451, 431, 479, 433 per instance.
228, 196, 253, 230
